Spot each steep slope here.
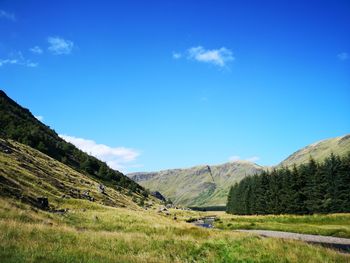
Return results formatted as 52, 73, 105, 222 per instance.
278, 134, 350, 167
0, 90, 146, 196
129, 161, 264, 206
0, 138, 142, 209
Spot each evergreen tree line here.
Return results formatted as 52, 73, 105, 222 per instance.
226, 153, 350, 215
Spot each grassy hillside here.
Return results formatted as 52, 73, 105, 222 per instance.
129, 161, 264, 206
0, 90, 145, 196
1, 197, 349, 262
0, 139, 348, 262
279, 134, 350, 167
0, 138, 150, 209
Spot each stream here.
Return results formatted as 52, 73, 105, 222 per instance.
191, 216, 216, 228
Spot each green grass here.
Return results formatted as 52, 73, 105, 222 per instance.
279, 134, 350, 167
1, 139, 350, 262
130, 161, 264, 207
1, 199, 349, 263
214, 212, 350, 238
0, 139, 145, 210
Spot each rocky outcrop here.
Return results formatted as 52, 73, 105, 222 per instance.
151, 191, 166, 202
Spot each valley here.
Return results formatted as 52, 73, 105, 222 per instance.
0, 89, 349, 262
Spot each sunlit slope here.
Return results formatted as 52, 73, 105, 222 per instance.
279, 134, 350, 167
129, 161, 264, 206
0, 90, 145, 196
0, 194, 348, 262
0, 138, 142, 209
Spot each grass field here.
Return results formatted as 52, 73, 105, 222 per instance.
1, 139, 349, 262
0, 198, 349, 263
209, 212, 350, 238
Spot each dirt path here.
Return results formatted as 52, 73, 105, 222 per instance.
237, 229, 350, 252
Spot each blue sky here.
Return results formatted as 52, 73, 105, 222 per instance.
0, 0, 349, 173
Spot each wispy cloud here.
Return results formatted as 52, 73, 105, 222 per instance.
0, 59, 18, 67
48, 36, 74, 55
173, 46, 234, 67
229, 155, 241, 162
30, 46, 43, 54
34, 115, 44, 121
337, 52, 349, 61
172, 52, 182, 59
0, 10, 16, 21
229, 155, 260, 163
59, 134, 140, 172
0, 51, 38, 68
246, 156, 260, 162
187, 46, 234, 67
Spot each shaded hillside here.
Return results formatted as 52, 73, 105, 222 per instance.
129, 161, 264, 206
0, 90, 145, 196
279, 134, 350, 167
0, 138, 145, 209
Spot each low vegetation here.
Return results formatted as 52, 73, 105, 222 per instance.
214, 212, 350, 239
1, 198, 349, 263
0, 138, 145, 209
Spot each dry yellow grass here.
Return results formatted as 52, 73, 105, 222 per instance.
0, 197, 349, 263
1, 139, 349, 262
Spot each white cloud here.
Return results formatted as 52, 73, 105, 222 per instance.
34, 115, 44, 121
27, 62, 38, 67
229, 155, 260, 163
337, 52, 349, 61
172, 52, 182, 59
187, 46, 234, 67
246, 156, 260, 162
59, 134, 140, 172
0, 10, 16, 21
30, 46, 43, 54
0, 59, 18, 67
229, 155, 241, 162
48, 36, 74, 55
0, 51, 38, 68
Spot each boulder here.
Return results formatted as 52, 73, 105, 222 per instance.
37, 197, 49, 210
98, 184, 106, 194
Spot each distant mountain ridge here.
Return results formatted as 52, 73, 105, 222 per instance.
130, 134, 350, 207
129, 161, 265, 206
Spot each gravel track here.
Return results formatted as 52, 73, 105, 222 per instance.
237, 229, 350, 252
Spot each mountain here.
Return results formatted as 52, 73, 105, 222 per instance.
278, 134, 350, 167
130, 134, 350, 207
0, 90, 147, 197
0, 138, 142, 209
129, 161, 265, 206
